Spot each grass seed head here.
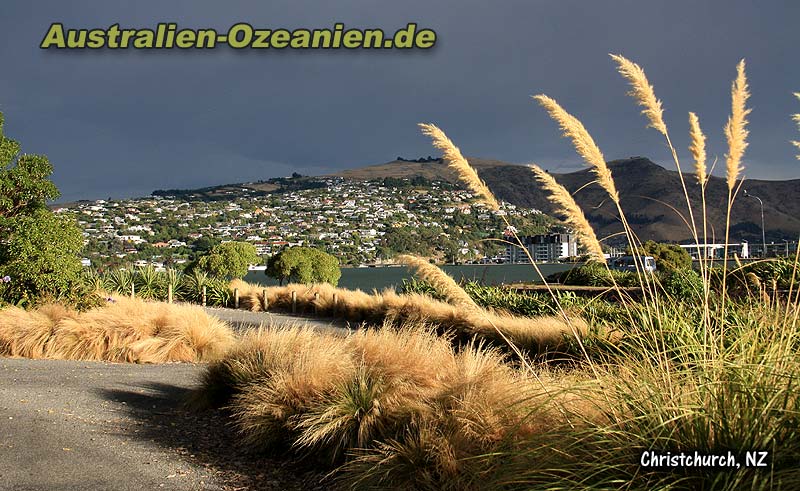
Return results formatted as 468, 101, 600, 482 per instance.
532, 94, 620, 204
530, 164, 606, 263
418, 123, 500, 210
396, 254, 479, 310
688, 112, 707, 187
793, 92, 800, 160
725, 59, 750, 191
610, 54, 668, 136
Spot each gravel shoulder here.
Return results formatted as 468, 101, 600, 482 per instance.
0, 311, 348, 491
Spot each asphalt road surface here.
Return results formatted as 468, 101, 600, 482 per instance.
0, 310, 349, 491
202, 307, 353, 335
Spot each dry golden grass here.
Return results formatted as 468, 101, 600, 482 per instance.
396, 254, 480, 310
418, 123, 501, 210
530, 164, 606, 263
227, 327, 357, 449
0, 297, 235, 363
725, 59, 750, 190
688, 112, 707, 187
532, 94, 619, 205
610, 54, 667, 136
191, 56, 800, 490
196, 323, 594, 473
227, 280, 592, 353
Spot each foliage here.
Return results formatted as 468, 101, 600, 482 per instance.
133, 265, 164, 299
707, 258, 797, 297
0, 112, 87, 306
547, 262, 640, 287
640, 240, 692, 273
660, 268, 704, 299
94, 267, 230, 307
266, 246, 341, 286
0, 208, 85, 305
196, 241, 260, 279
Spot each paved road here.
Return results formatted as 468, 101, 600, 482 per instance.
202, 307, 353, 336
0, 311, 344, 491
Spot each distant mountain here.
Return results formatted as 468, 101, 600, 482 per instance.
335, 157, 800, 244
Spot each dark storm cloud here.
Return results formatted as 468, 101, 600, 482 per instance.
0, 0, 798, 201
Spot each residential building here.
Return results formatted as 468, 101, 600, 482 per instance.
505, 234, 577, 263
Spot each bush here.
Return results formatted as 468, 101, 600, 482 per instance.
660, 268, 704, 299
0, 112, 87, 307
547, 262, 639, 287
266, 246, 341, 286
641, 240, 692, 274
196, 241, 260, 279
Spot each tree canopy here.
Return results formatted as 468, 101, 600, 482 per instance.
266, 246, 341, 286
0, 112, 84, 305
641, 240, 692, 273
196, 241, 260, 279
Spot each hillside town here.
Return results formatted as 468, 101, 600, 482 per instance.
59, 176, 556, 270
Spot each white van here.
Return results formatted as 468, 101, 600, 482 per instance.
609, 255, 657, 273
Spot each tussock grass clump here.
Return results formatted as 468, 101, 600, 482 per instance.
195, 323, 583, 486
228, 279, 592, 354
0, 297, 235, 363
476, 301, 800, 491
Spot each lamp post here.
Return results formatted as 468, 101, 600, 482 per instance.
744, 190, 767, 257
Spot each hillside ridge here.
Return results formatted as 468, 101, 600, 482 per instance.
334, 156, 800, 243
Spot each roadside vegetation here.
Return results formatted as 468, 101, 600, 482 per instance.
189, 56, 800, 490
0, 296, 234, 363
2, 56, 800, 490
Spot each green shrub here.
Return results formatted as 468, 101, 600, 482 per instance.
547, 262, 639, 287
0, 112, 88, 308
266, 246, 341, 286
660, 268, 704, 299
196, 241, 260, 280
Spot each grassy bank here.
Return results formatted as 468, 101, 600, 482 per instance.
0, 296, 234, 363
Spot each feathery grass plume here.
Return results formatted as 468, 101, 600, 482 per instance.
418, 123, 500, 210
724, 59, 751, 190
610, 54, 667, 136
530, 165, 606, 263
688, 112, 707, 186
532, 95, 619, 204
793, 92, 800, 159
397, 254, 479, 310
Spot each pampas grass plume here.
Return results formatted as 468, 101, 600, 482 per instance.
610, 54, 667, 136
532, 95, 620, 204
418, 123, 500, 210
396, 254, 479, 310
529, 165, 606, 263
688, 112, 707, 186
724, 59, 750, 191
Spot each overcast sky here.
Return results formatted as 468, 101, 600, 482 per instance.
0, 0, 798, 201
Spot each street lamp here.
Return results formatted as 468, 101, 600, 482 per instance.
744, 189, 767, 257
